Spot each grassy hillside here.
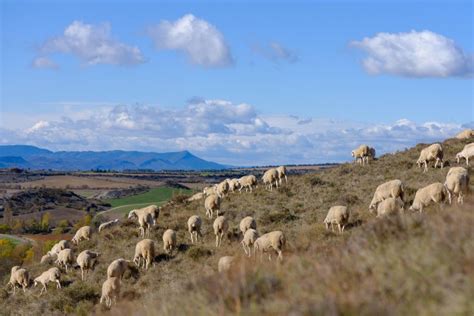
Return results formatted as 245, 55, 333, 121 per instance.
1, 137, 473, 315
104, 187, 192, 208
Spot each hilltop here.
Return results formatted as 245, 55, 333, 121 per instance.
0, 136, 473, 315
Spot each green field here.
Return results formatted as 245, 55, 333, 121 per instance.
105, 187, 192, 208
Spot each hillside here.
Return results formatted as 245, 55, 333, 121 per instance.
0, 145, 228, 171
0, 137, 473, 315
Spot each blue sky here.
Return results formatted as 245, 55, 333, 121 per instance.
1, 0, 473, 165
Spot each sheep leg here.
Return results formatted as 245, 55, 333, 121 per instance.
215, 235, 219, 247
81, 269, 84, 281
242, 241, 248, 256
277, 250, 283, 261
338, 224, 342, 233
56, 280, 61, 289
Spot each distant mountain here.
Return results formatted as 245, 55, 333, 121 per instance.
0, 145, 228, 171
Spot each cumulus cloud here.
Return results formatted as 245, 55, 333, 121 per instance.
252, 41, 299, 63
351, 30, 473, 77
31, 56, 59, 69
37, 21, 145, 66
147, 14, 233, 67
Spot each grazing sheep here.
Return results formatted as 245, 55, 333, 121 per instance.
262, 168, 279, 191
444, 167, 470, 204
34, 267, 61, 296
417, 143, 444, 172
239, 175, 258, 193
77, 250, 100, 281
205, 194, 221, 218
369, 179, 404, 211
107, 258, 132, 280
48, 240, 70, 256
55, 249, 74, 272
456, 143, 474, 166
7, 266, 29, 294
375, 197, 404, 217
254, 231, 286, 261
100, 277, 120, 308
99, 219, 120, 233
227, 178, 241, 192
324, 205, 350, 233
455, 129, 474, 139
351, 145, 370, 165
218, 256, 235, 273
187, 215, 202, 243
203, 185, 217, 196
187, 192, 205, 202
41, 252, 57, 265
276, 166, 288, 185
241, 229, 259, 257
409, 182, 447, 213
128, 210, 154, 237
163, 229, 177, 255
129, 205, 160, 226
213, 216, 229, 247
71, 226, 92, 245
133, 239, 155, 270
216, 180, 230, 198
239, 216, 257, 235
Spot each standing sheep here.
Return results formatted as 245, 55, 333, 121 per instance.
227, 178, 241, 193
34, 267, 61, 295
262, 168, 279, 191
71, 226, 92, 245
7, 266, 29, 294
204, 194, 221, 218
128, 210, 154, 237
239, 216, 257, 235
133, 239, 155, 270
100, 277, 120, 308
369, 179, 404, 211
324, 205, 350, 233
254, 231, 286, 261
218, 256, 235, 273
374, 197, 404, 217
444, 167, 470, 204
409, 182, 447, 213
48, 240, 70, 256
276, 166, 288, 185
203, 185, 217, 196
77, 250, 100, 281
213, 216, 229, 247
456, 143, 474, 166
107, 258, 133, 279
417, 143, 444, 172
455, 129, 474, 139
129, 205, 160, 226
351, 145, 371, 165
41, 252, 57, 265
187, 215, 203, 243
99, 219, 120, 233
55, 249, 74, 272
163, 229, 177, 255
216, 180, 230, 198
187, 192, 205, 202
241, 229, 259, 257
239, 175, 258, 193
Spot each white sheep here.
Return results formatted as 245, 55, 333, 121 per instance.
55, 249, 74, 272
351, 145, 370, 165
369, 179, 404, 211
227, 178, 241, 193
7, 266, 29, 294
218, 256, 235, 273
409, 182, 447, 213
128, 210, 154, 237
254, 231, 286, 261
455, 129, 474, 139
41, 252, 57, 265
262, 168, 279, 191
204, 194, 221, 218
129, 205, 160, 226
107, 258, 133, 280
133, 239, 155, 270
100, 277, 120, 308
417, 143, 444, 172
187, 192, 205, 202
324, 205, 350, 233
238, 175, 258, 193
216, 180, 230, 198
241, 228, 259, 257
99, 219, 120, 233
71, 226, 92, 245
374, 197, 404, 217
203, 185, 217, 196
239, 216, 257, 235
77, 250, 100, 280
48, 240, 70, 256
187, 215, 202, 243
456, 143, 474, 166
213, 216, 229, 247
444, 167, 470, 204
163, 229, 177, 255
34, 267, 61, 296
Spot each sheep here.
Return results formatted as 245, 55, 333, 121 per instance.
187, 192, 205, 202
262, 168, 279, 191
128, 210, 154, 237
456, 143, 474, 166
238, 175, 258, 193
374, 197, 404, 217
324, 205, 350, 233
163, 229, 177, 255
351, 145, 370, 165
218, 256, 235, 273
369, 147, 376, 161
254, 231, 286, 261
444, 167, 470, 204
107, 258, 133, 280
276, 166, 288, 185
77, 250, 100, 280
227, 178, 241, 193
204, 194, 221, 218
129, 205, 160, 226
417, 143, 444, 172
187, 215, 202, 243
71, 226, 92, 245
239, 216, 257, 235
48, 240, 70, 256
455, 129, 474, 139
7, 266, 29, 294
55, 249, 74, 272
133, 239, 155, 270
216, 180, 230, 198
41, 252, 57, 265
99, 219, 120, 233
369, 179, 404, 211
34, 267, 61, 296
409, 182, 447, 213
213, 216, 229, 247
241, 229, 259, 257
100, 277, 120, 308
203, 185, 217, 196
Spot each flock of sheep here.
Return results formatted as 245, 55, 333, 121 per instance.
6, 129, 473, 309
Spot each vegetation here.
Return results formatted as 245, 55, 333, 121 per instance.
105, 187, 192, 208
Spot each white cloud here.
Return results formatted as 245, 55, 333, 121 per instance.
31, 56, 59, 69
351, 30, 473, 77
1, 100, 466, 166
37, 21, 145, 66
147, 14, 233, 67
252, 41, 299, 63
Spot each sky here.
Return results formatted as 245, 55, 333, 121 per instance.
1, 0, 473, 165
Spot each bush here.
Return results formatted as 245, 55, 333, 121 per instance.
187, 246, 213, 261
